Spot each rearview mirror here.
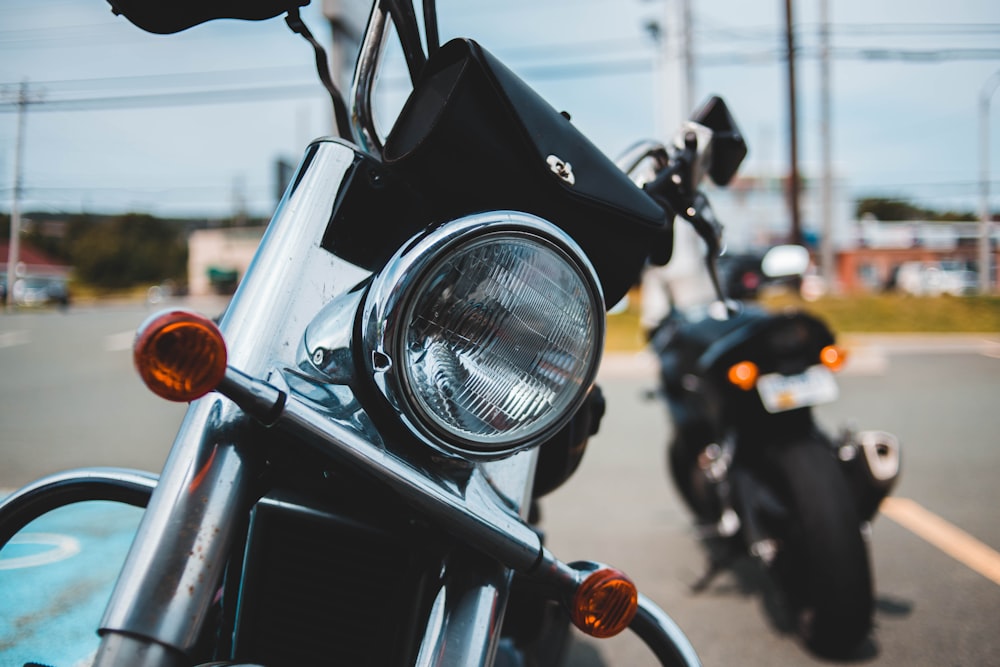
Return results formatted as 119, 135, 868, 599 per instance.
690, 96, 747, 186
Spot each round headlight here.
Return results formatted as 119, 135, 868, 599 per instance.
364, 212, 604, 458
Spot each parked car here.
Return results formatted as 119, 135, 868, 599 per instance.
11, 277, 70, 307
894, 261, 977, 296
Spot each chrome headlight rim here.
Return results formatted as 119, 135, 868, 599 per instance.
361, 210, 605, 460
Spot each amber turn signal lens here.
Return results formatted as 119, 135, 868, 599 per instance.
570, 567, 639, 639
820, 345, 847, 372
134, 310, 227, 402
727, 360, 759, 391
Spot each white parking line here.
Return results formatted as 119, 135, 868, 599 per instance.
0, 330, 30, 349
882, 496, 1000, 587
0, 532, 82, 570
104, 329, 136, 352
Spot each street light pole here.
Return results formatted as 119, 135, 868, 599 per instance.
818, 0, 834, 291
979, 69, 1000, 295
644, 0, 689, 140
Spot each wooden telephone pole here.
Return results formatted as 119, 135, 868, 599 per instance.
784, 0, 802, 245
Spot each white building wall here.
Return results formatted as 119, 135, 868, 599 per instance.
703, 173, 853, 252
187, 227, 265, 296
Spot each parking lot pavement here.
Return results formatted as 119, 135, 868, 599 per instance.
0, 500, 142, 667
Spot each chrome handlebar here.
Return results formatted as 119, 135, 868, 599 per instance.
350, 2, 391, 156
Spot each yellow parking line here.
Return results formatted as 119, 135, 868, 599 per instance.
881, 496, 1000, 586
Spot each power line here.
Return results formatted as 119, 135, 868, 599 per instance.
823, 22, 1000, 37
2, 40, 997, 115
0, 83, 326, 112
700, 47, 1000, 66
0, 65, 315, 92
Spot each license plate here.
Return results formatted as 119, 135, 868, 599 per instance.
756, 365, 839, 413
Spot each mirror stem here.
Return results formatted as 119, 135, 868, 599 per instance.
285, 9, 353, 141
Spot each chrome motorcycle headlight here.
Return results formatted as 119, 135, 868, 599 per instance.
363, 211, 604, 458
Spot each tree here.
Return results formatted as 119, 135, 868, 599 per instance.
855, 197, 977, 222
71, 214, 187, 288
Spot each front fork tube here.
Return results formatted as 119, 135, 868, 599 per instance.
94, 398, 262, 667
93, 139, 363, 666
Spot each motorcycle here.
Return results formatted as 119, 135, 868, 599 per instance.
0, 2, 750, 666
645, 237, 902, 656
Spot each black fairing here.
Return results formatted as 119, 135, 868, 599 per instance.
383, 38, 672, 307
697, 307, 834, 377
106, 0, 309, 34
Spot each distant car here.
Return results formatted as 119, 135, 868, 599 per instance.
11, 277, 70, 306
895, 261, 977, 296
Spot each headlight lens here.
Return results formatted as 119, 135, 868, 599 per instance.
365, 212, 604, 457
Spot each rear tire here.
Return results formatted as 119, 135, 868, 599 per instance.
770, 441, 873, 657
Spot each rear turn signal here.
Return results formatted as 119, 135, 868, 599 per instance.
570, 567, 639, 638
134, 310, 227, 402
727, 360, 759, 391
820, 345, 847, 372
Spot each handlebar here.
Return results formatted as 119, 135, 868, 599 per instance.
620, 126, 731, 307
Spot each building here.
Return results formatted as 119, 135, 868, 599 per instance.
704, 174, 997, 294
186, 227, 265, 297
834, 219, 998, 293
0, 241, 72, 304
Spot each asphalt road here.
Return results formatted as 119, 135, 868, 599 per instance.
548, 335, 1000, 666
1, 302, 999, 666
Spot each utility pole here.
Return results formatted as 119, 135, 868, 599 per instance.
979, 69, 1000, 295
680, 0, 695, 116
5, 81, 36, 310
818, 0, 834, 289
783, 0, 802, 245
644, 0, 691, 140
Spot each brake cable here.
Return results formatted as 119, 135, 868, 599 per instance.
285, 8, 353, 141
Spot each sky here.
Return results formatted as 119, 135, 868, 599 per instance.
1, 0, 999, 224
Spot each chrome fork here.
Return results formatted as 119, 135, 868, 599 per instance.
94, 140, 363, 667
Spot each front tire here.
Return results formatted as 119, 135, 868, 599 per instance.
770, 441, 873, 657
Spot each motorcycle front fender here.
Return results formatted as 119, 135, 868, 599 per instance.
0, 468, 157, 548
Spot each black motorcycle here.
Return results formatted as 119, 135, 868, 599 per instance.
646, 243, 902, 656
0, 1, 756, 666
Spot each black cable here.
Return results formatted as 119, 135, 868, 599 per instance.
423, 0, 439, 57
383, 0, 427, 84
284, 8, 352, 141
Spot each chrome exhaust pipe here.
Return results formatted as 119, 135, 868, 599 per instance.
839, 429, 901, 522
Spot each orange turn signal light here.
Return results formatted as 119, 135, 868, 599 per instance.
727, 360, 759, 391
820, 345, 847, 372
133, 310, 227, 402
570, 567, 639, 639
